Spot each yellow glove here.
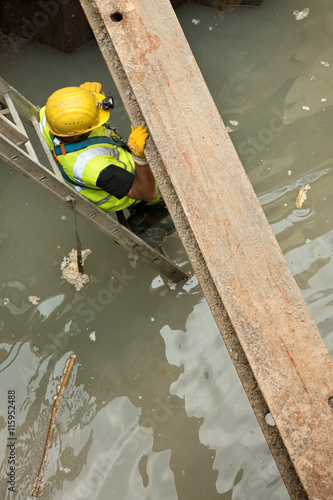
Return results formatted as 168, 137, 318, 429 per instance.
79, 82, 105, 95
128, 125, 148, 159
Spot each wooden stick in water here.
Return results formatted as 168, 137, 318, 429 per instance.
30, 353, 76, 498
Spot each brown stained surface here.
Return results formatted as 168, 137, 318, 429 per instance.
79, 1, 307, 494
88, 0, 333, 497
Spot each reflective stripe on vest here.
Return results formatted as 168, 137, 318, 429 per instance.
72, 145, 135, 187
40, 114, 46, 135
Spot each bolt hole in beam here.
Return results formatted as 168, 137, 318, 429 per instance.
328, 396, 333, 408
110, 12, 123, 22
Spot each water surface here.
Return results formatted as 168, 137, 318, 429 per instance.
1, 0, 333, 498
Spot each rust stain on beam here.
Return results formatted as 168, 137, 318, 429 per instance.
80, 0, 333, 498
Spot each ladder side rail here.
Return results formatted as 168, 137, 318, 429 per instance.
4, 93, 39, 162
30, 115, 64, 182
0, 76, 39, 124
0, 77, 65, 181
0, 132, 188, 283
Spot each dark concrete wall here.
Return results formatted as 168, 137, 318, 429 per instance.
170, 0, 189, 8
0, 0, 94, 53
0, 0, 262, 55
193, 0, 263, 9
0, 0, 189, 54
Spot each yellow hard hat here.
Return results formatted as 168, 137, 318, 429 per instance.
45, 86, 110, 136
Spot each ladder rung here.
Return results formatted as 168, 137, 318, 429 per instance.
0, 114, 29, 146
4, 92, 39, 162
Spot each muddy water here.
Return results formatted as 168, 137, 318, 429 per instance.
0, 0, 332, 498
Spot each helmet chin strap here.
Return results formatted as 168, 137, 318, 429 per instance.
55, 132, 90, 143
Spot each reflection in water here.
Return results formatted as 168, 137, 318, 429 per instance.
36, 294, 65, 321
161, 302, 284, 498
283, 9, 333, 124
1, 0, 333, 498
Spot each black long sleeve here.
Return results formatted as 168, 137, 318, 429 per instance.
96, 164, 135, 199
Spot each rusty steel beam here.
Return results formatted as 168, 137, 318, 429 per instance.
80, 0, 333, 498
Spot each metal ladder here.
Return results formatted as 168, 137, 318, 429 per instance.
0, 77, 189, 283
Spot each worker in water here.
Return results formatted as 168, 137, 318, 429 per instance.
39, 82, 174, 247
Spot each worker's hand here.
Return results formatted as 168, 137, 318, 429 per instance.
80, 82, 105, 95
128, 125, 148, 159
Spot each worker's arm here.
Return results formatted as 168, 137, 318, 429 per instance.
97, 124, 155, 201
126, 125, 155, 200
126, 162, 156, 201
96, 162, 155, 201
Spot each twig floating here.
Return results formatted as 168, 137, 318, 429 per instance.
295, 184, 310, 208
30, 353, 76, 499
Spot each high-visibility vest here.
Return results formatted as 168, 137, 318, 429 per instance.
39, 106, 136, 212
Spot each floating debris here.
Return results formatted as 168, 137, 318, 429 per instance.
321, 98, 327, 102
229, 120, 239, 127
320, 60, 329, 67
305, 238, 312, 244
151, 317, 155, 322
191, 19, 200, 25
31, 354, 76, 498
310, 76, 315, 81
89, 331, 96, 342
61, 215, 67, 220
60, 249, 91, 291
288, 170, 292, 176
302, 105, 310, 111
293, 8, 309, 21
59, 466, 71, 474
295, 185, 310, 207
167, 279, 177, 290
3, 298, 9, 306
226, 126, 233, 133
28, 296, 40, 305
